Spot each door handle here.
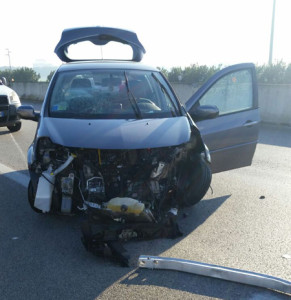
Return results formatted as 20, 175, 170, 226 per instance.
243, 120, 259, 127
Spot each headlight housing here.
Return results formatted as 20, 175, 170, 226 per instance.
8, 91, 20, 105
35, 137, 70, 170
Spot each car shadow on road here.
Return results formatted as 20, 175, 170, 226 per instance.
1, 172, 234, 299
0, 128, 11, 135
3, 173, 289, 299
259, 123, 291, 148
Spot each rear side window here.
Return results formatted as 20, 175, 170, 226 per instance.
49, 69, 180, 119
199, 70, 253, 115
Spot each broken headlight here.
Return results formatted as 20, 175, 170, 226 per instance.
35, 137, 69, 170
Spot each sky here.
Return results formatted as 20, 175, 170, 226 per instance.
1, 0, 291, 69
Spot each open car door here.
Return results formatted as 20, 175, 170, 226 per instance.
186, 63, 260, 173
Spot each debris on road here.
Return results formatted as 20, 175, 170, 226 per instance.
139, 255, 291, 295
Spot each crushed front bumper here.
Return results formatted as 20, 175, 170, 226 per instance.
81, 213, 182, 266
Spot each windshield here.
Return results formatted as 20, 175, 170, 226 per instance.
49, 69, 179, 119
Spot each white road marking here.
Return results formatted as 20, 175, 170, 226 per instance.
9, 133, 27, 163
0, 162, 29, 187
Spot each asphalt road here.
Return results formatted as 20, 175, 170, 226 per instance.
0, 105, 290, 299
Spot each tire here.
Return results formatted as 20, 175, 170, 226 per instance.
7, 122, 21, 132
28, 180, 42, 213
177, 154, 212, 207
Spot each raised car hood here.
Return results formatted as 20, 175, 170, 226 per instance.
38, 117, 191, 149
55, 27, 146, 62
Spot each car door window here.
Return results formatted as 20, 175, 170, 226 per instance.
199, 70, 253, 115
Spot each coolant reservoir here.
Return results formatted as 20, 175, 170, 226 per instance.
106, 197, 145, 215
34, 168, 55, 213
34, 155, 75, 213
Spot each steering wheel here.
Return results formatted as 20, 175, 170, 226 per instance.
136, 98, 161, 112
137, 98, 156, 106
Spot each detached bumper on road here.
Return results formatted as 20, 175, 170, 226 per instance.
139, 255, 291, 295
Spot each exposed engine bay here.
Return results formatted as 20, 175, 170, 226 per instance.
28, 136, 210, 265
30, 138, 195, 217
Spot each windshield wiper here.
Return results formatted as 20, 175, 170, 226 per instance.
124, 71, 142, 119
151, 73, 179, 117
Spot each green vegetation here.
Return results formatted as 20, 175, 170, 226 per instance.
1, 62, 291, 85
0, 67, 40, 83
159, 64, 221, 85
158, 61, 291, 85
256, 61, 291, 84
47, 70, 55, 82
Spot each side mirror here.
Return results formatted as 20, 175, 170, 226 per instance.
189, 105, 219, 121
17, 105, 40, 122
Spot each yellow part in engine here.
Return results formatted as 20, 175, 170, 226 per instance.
106, 197, 145, 215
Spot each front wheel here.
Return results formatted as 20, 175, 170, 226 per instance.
7, 122, 21, 132
177, 154, 212, 207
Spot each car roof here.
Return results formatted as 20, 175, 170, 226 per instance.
57, 61, 158, 72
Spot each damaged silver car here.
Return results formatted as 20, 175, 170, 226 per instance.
17, 27, 259, 264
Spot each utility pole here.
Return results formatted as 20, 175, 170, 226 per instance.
269, 0, 276, 65
5, 49, 12, 85
6, 48, 12, 71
